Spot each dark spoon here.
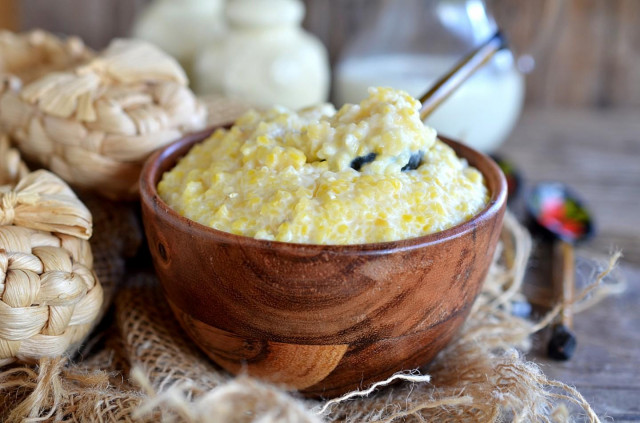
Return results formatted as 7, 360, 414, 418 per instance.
351, 31, 508, 172
526, 182, 595, 360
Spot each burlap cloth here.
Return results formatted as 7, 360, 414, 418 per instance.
0, 201, 622, 422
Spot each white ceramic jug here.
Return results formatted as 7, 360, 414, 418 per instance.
132, 0, 226, 78
193, 0, 330, 110
334, 0, 525, 153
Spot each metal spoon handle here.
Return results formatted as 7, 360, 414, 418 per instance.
419, 31, 507, 121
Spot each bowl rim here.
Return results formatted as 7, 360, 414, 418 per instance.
140, 126, 507, 254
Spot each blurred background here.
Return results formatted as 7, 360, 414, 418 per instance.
2, 0, 639, 108
2, 0, 639, 262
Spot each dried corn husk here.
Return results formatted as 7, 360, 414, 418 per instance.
0, 135, 27, 186
0, 35, 206, 200
0, 170, 93, 239
0, 29, 92, 92
0, 144, 102, 366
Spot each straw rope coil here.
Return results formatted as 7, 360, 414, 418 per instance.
0, 33, 206, 200
0, 137, 102, 367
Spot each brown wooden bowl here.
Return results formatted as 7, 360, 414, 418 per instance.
140, 127, 507, 398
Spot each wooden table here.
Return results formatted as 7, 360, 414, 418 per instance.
496, 108, 640, 421
0, 0, 18, 30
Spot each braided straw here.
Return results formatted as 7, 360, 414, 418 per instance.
0, 135, 28, 186
0, 141, 102, 367
0, 34, 206, 200
0, 29, 92, 91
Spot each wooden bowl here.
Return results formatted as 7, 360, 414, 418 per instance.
140, 127, 507, 398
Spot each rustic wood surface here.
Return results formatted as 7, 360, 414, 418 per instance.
498, 108, 640, 266
497, 108, 640, 421
0, 0, 18, 31
11, 0, 640, 108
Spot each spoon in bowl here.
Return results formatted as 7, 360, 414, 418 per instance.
526, 182, 595, 360
351, 31, 508, 172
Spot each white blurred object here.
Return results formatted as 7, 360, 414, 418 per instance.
132, 0, 226, 78
193, 0, 330, 110
336, 52, 524, 153
334, 0, 525, 153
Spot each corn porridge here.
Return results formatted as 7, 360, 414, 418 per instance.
158, 87, 488, 244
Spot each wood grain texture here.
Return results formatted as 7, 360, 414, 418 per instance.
14, 0, 640, 107
0, 0, 18, 30
139, 130, 507, 397
498, 108, 640, 419
498, 108, 640, 265
171, 301, 349, 390
528, 266, 640, 420
19, 0, 147, 48
305, 0, 640, 108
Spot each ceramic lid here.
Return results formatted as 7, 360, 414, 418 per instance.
226, 0, 305, 28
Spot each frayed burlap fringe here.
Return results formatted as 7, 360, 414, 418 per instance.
0, 212, 623, 422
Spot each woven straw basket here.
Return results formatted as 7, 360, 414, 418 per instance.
0, 136, 102, 367
0, 30, 93, 90
0, 31, 206, 200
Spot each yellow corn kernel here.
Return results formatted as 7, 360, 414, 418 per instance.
158, 87, 487, 245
